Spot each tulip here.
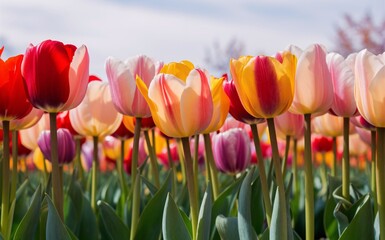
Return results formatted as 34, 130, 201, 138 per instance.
286, 44, 333, 240
70, 80, 122, 211
112, 120, 134, 140
312, 136, 333, 153
212, 128, 251, 174
19, 113, 50, 150
106, 55, 162, 117
275, 111, 304, 140
21, 39, 89, 220
354, 49, 385, 238
38, 129, 75, 165
312, 113, 354, 137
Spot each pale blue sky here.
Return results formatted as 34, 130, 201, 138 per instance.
1, 0, 384, 77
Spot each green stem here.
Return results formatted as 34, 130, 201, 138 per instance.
131, 118, 142, 188
130, 174, 141, 240
304, 114, 314, 240
250, 123, 272, 227
292, 138, 298, 197
203, 133, 220, 200
176, 139, 186, 185
282, 135, 291, 177
166, 138, 177, 197
49, 112, 64, 220
117, 139, 128, 201
332, 137, 337, 177
10, 130, 18, 204
320, 152, 328, 195
267, 118, 288, 240
377, 127, 385, 240
181, 137, 199, 240
1, 121, 10, 236
342, 117, 350, 203
193, 135, 199, 201
371, 131, 377, 214
144, 130, 160, 188
74, 137, 84, 184
91, 136, 99, 211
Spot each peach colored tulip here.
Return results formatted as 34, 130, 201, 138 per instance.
69, 81, 123, 138
275, 111, 304, 140
0, 107, 44, 131
136, 61, 213, 138
327, 52, 357, 117
289, 44, 333, 115
106, 55, 163, 117
354, 49, 385, 127
313, 113, 354, 137
19, 113, 50, 150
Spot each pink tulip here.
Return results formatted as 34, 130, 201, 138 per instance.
212, 128, 251, 174
289, 44, 334, 115
106, 55, 163, 117
69, 81, 123, 138
355, 126, 372, 146
275, 111, 304, 140
354, 49, 385, 127
327, 52, 358, 117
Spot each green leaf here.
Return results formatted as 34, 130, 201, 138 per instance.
78, 195, 98, 240
197, 184, 212, 240
98, 201, 130, 240
335, 194, 374, 240
215, 215, 239, 240
141, 175, 159, 196
251, 175, 265, 235
211, 172, 245, 239
270, 187, 289, 240
65, 180, 83, 235
323, 176, 340, 240
162, 193, 191, 240
238, 168, 258, 240
179, 208, 193, 237
45, 195, 72, 240
134, 171, 172, 240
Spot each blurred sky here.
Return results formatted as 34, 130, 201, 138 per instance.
1, 0, 384, 77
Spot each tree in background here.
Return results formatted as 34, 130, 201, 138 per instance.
335, 12, 385, 56
204, 37, 245, 75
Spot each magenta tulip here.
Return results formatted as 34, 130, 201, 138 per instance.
38, 128, 75, 164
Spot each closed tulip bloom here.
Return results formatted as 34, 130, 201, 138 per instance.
22, 39, 89, 113
223, 78, 262, 124
327, 53, 357, 117
38, 128, 75, 164
70, 81, 123, 138
19, 113, 50, 150
122, 115, 155, 133
106, 55, 163, 117
230, 51, 296, 118
354, 49, 385, 127
275, 111, 304, 140
212, 128, 251, 174
312, 113, 354, 137
202, 76, 230, 133
136, 60, 213, 138
112, 119, 134, 140
289, 44, 333, 115
57, 111, 79, 136
1, 107, 44, 131
312, 135, 333, 153
351, 115, 376, 131
0, 54, 33, 120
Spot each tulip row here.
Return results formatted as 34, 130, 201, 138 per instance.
0, 40, 383, 240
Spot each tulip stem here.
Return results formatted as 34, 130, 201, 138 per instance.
304, 114, 314, 240
203, 133, 220, 200
332, 137, 337, 177
144, 130, 160, 188
176, 139, 186, 185
49, 112, 64, 221
377, 127, 385, 240
342, 117, 350, 203
282, 135, 291, 177
292, 138, 298, 197
181, 137, 199, 240
74, 137, 84, 185
130, 118, 142, 240
1, 121, 10, 237
91, 136, 99, 212
117, 139, 128, 201
267, 118, 288, 239
193, 135, 199, 200
250, 123, 272, 227
10, 130, 18, 205
371, 131, 377, 214
165, 138, 177, 197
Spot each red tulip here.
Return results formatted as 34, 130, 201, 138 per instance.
112, 119, 134, 140
312, 136, 333, 153
0, 54, 33, 120
21, 39, 89, 113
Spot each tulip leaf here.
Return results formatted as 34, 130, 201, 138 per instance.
323, 176, 341, 240
98, 201, 130, 240
162, 193, 191, 240
141, 175, 159, 196
45, 195, 72, 240
251, 175, 265, 235
334, 194, 374, 240
238, 168, 258, 240
65, 180, 83, 235
78, 195, 98, 240
197, 184, 212, 240
134, 171, 172, 240
179, 208, 193, 237
211, 172, 245, 240
215, 215, 239, 240
374, 212, 379, 240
